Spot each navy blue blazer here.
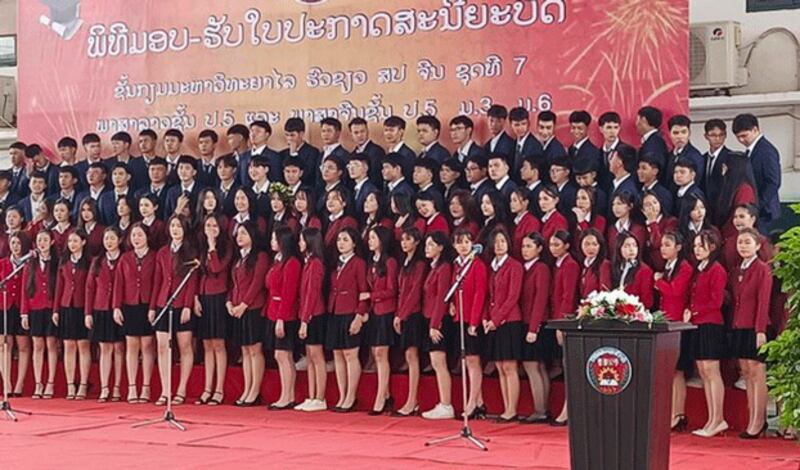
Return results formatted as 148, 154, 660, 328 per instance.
216, 182, 240, 218
356, 141, 386, 187
673, 183, 705, 218
196, 160, 219, 190
556, 181, 578, 214
97, 190, 131, 226
484, 132, 516, 161
598, 141, 624, 192
495, 178, 518, 200
385, 179, 415, 206
126, 156, 151, 193
10, 169, 29, 199
701, 146, 730, 207
665, 144, 706, 193
643, 182, 674, 218
525, 182, 545, 219
279, 143, 321, 187
639, 132, 669, 173
164, 183, 201, 220
469, 179, 494, 205
607, 175, 640, 219
353, 179, 378, 215
417, 186, 445, 213
512, 134, 545, 184
236, 150, 252, 187
749, 137, 782, 223
250, 147, 282, 183
420, 142, 450, 164
453, 141, 487, 164
393, 143, 417, 182
41, 164, 61, 197
542, 137, 568, 164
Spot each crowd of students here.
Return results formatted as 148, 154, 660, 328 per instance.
0, 105, 787, 440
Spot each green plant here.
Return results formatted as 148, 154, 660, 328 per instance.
763, 203, 800, 432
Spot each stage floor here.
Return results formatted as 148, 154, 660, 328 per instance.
1, 398, 798, 470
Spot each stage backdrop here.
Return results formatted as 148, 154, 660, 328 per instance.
17, 0, 689, 156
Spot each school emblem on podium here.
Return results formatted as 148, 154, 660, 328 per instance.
586, 347, 632, 395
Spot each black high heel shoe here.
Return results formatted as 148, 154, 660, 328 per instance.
368, 396, 394, 416
333, 399, 358, 413
739, 421, 769, 439
671, 414, 688, 432
242, 395, 262, 407
468, 404, 487, 420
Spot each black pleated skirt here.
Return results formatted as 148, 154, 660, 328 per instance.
29, 309, 57, 337
0, 306, 22, 336
676, 330, 694, 373
233, 308, 264, 346
521, 323, 555, 363
264, 318, 299, 351
91, 310, 123, 343
153, 305, 195, 334
398, 312, 425, 350
59, 307, 89, 340
464, 325, 483, 357
423, 315, 455, 354
197, 293, 229, 340
729, 328, 766, 362
303, 314, 327, 346
691, 323, 726, 360
366, 313, 396, 347
122, 304, 153, 337
485, 320, 523, 361
325, 313, 362, 350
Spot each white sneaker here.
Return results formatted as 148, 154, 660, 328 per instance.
295, 356, 308, 371
294, 398, 312, 411
422, 403, 455, 420
734, 377, 747, 390
686, 377, 704, 389
304, 399, 327, 412
326, 361, 335, 372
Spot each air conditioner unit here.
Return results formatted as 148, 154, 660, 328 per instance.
690, 21, 748, 92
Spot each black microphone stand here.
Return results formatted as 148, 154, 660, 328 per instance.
133, 263, 197, 431
0, 257, 33, 421
425, 251, 488, 451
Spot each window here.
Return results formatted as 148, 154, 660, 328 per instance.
747, 0, 800, 12
0, 35, 15, 67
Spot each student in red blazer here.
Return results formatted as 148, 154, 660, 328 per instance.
138, 194, 167, 251
549, 230, 579, 426
612, 233, 654, 309
716, 158, 757, 241
21, 230, 59, 399
420, 232, 456, 420
265, 227, 303, 410
229, 187, 268, 240
538, 186, 569, 261
720, 204, 773, 270
642, 191, 679, 272
85, 226, 124, 402
653, 230, 693, 431
228, 222, 270, 407
607, 193, 646, 258
450, 228, 488, 420
76, 198, 106, 258
326, 226, 369, 412
572, 186, 607, 243
150, 215, 199, 407
578, 229, 612, 299
268, 190, 300, 236
295, 228, 328, 412
113, 223, 157, 404
510, 188, 542, 260
0, 231, 32, 397
194, 214, 232, 406
685, 230, 728, 438
50, 199, 73, 256
447, 189, 481, 241
323, 188, 359, 260
393, 227, 427, 417
294, 188, 323, 231
360, 190, 393, 246
519, 232, 552, 423
416, 192, 450, 239
729, 229, 773, 439
485, 228, 524, 422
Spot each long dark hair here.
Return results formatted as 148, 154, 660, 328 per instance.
447, 189, 481, 226
579, 228, 607, 279
367, 225, 393, 277
693, 229, 721, 267
424, 231, 455, 265
391, 192, 416, 229
661, 230, 686, 278
128, 222, 152, 251
166, 215, 197, 276
76, 197, 99, 231
361, 189, 387, 226
576, 186, 599, 220
234, 187, 258, 219
59, 229, 90, 270
336, 226, 365, 260
714, 152, 756, 227
234, 221, 260, 271
273, 226, 300, 264
196, 187, 223, 219
400, 227, 424, 272
91, 226, 123, 276
299, 227, 324, 261
611, 231, 642, 287
487, 227, 512, 260
199, 213, 230, 265
481, 190, 510, 226
27, 230, 58, 300
678, 193, 711, 240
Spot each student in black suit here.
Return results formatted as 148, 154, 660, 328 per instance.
449, 115, 486, 164
701, 119, 730, 207
196, 129, 220, 189
487, 153, 517, 199
76, 162, 110, 208
382, 153, 415, 204
733, 113, 782, 229
46, 166, 81, 221
672, 158, 705, 217
568, 111, 602, 174
226, 124, 252, 187
282, 158, 305, 198
416, 115, 450, 164
316, 155, 351, 216
636, 106, 669, 183
439, 157, 467, 203
214, 154, 240, 218
465, 154, 493, 203
665, 115, 705, 193
538, 110, 567, 165
24, 144, 60, 197
382, 116, 416, 181
133, 157, 169, 220
163, 128, 192, 186
607, 143, 641, 220
18, 171, 48, 223
164, 155, 200, 219
483, 104, 516, 161
413, 157, 444, 210
349, 153, 378, 215
0, 171, 18, 217
509, 107, 545, 184
8, 141, 30, 199
109, 131, 134, 168
249, 120, 282, 183
56, 136, 81, 187
573, 156, 608, 217
320, 117, 351, 163
637, 152, 673, 216
349, 117, 385, 186
127, 129, 159, 191
247, 155, 273, 219
549, 155, 577, 214
519, 154, 545, 219
598, 111, 624, 192
97, 162, 132, 226
281, 117, 321, 187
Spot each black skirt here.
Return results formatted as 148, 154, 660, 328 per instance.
303, 314, 327, 346
233, 308, 264, 346
423, 315, 455, 354
197, 293, 229, 340
264, 318, 299, 351
691, 323, 726, 360
464, 324, 483, 357
366, 313, 396, 347
676, 330, 694, 373
729, 328, 766, 362
485, 320, 523, 361
154, 305, 195, 334
122, 304, 153, 337
29, 309, 57, 337
521, 323, 555, 363
91, 310, 123, 343
398, 312, 425, 350
325, 313, 362, 350
0, 305, 22, 336
58, 306, 89, 340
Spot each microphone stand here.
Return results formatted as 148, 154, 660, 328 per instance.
133, 263, 197, 432
425, 252, 488, 451
0, 258, 32, 421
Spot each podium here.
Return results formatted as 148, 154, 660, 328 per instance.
548, 320, 695, 470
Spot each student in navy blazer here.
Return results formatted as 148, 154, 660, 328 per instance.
636, 106, 670, 174
416, 115, 450, 164
281, 117, 322, 187
226, 124, 252, 187
164, 156, 200, 218
383, 116, 417, 181
607, 144, 641, 220
449, 115, 486, 163
483, 105, 516, 162
97, 162, 132, 226
350, 118, 387, 187
568, 111, 603, 173
733, 114, 782, 227
25, 145, 60, 198
665, 115, 706, 193
637, 152, 673, 217
700, 120, 730, 206
349, 153, 378, 215
538, 110, 567, 164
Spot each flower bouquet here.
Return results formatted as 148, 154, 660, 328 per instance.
574, 289, 665, 325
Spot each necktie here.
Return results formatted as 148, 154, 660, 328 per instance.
706, 155, 715, 186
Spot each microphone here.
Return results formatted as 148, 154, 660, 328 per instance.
467, 244, 483, 260
183, 259, 201, 270
17, 252, 35, 264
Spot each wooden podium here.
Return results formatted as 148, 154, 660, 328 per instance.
548, 320, 695, 470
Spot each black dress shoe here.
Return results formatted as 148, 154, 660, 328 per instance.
268, 401, 297, 410
368, 397, 394, 416
550, 418, 568, 427
495, 415, 519, 424
524, 413, 550, 424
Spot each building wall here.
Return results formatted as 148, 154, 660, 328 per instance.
0, 0, 15, 36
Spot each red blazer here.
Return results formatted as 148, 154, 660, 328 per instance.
54, 260, 88, 310
298, 257, 325, 322
452, 219, 480, 240
265, 256, 302, 321
51, 226, 74, 256
688, 262, 727, 325
393, 217, 427, 247
324, 215, 359, 250
721, 184, 757, 240
199, 250, 232, 296
451, 256, 487, 327
228, 215, 268, 240
551, 254, 580, 319
361, 217, 393, 246
85, 257, 119, 315
0, 257, 25, 308
606, 223, 647, 259
113, 250, 156, 308
685, 226, 722, 266
143, 219, 167, 251
541, 211, 569, 244
269, 213, 300, 237
488, 257, 523, 325
576, 215, 607, 240
229, 252, 270, 310
327, 255, 369, 315
422, 261, 451, 329
622, 263, 654, 309
721, 233, 773, 271
367, 257, 398, 316
150, 246, 200, 310
300, 215, 323, 231
84, 223, 106, 258
580, 259, 612, 298
512, 212, 542, 260
645, 216, 679, 272
654, 260, 692, 322
396, 260, 426, 320
20, 260, 55, 314
426, 213, 450, 237
730, 259, 772, 333
521, 260, 550, 333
